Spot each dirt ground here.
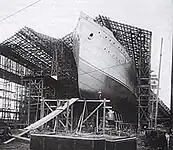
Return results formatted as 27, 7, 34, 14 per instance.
137, 137, 156, 150
0, 140, 29, 150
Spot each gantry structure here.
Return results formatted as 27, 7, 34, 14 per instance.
0, 15, 170, 128
94, 15, 152, 128
0, 27, 78, 125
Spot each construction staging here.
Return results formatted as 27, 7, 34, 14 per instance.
0, 13, 170, 149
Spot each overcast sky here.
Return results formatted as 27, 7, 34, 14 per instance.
0, 0, 172, 107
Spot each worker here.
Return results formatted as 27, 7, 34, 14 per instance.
165, 132, 170, 150
98, 91, 103, 100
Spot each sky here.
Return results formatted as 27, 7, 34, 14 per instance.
0, 0, 172, 107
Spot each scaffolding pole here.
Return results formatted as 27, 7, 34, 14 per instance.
154, 38, 163, 129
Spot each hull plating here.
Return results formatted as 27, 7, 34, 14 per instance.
75, 13, 137, 123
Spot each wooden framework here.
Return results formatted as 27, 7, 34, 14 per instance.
4, 98, 136, 144
30, 98, 135, 135
22, 76, 57, 125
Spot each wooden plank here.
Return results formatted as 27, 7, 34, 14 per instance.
11, 135, 30, 142
4, 129, 30, 144
25, 98, 79, 130
4, 98, 78, 144
43, 99, 110, 102
83, 102, 103, 124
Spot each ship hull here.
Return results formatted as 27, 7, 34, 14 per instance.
78, 58, 136, 123
74, 13, 137, 123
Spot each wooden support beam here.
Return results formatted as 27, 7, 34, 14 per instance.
11, 135, 30, 142
79, 100, 87, 132
53, 116, 58, 132
83, 102, 103, 124
96, 109, 99, 133
44, 101, 53, 112
4, 129, 30, 144
43, 99, 110, 102
71, 104, 73, 132
77, 99, 110, 102
44, 101, 66, 128
63, 113, 72, 127
25, 98, 78, 130
103, 98, 106, 135
66, 100, 70, 133
28, 81, 31, 125
40, 98, 44, 119
40, 97, 45, 130
76, 114, 82, 132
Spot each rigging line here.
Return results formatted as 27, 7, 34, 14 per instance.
0, 0, 42, 24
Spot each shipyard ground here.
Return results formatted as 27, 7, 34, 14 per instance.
0, 140, 29, 150
137, 136, 156, 150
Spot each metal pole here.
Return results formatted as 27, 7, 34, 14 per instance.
154, 38, 163, 129
169, 34, 173, 150
103, 98, 106, 135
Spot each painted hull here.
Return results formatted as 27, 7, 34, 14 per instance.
74, 13, 137, 123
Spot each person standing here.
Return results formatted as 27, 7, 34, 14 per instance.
165, 132, 170, 150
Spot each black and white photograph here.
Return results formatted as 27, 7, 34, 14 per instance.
0, 0, 172, 149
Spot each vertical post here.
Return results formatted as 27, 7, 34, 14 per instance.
117, 113, 121, 131
53, 117, 57, 132
115, 112, 117, 131
40, 79, 44, 130
79, 100, 87, 132
66, 100, 70, 133
71, 104, 73, 132
103, 98, 106, 135
55, 99, 59, 132
137, 94, 141, 131
150, 93, 155, 128
40, 98, 44, 133
40, 98, 45, 119
96, 109, 99, 133
28, 80, 31, 125
137, 33, 142, 131
154, 38, 163, 129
